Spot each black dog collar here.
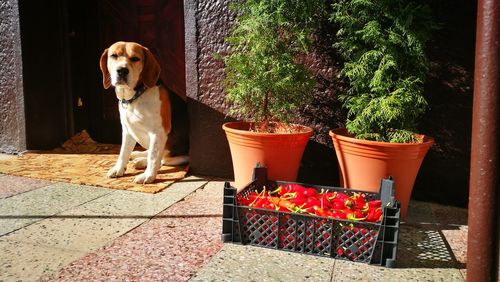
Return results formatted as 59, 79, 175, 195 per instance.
120, 84, 147, 108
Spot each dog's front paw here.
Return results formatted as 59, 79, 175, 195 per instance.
130, 150, 147, 160
132, 158, 148, 170
107, 166, 125, 178
134, 172, 156, 184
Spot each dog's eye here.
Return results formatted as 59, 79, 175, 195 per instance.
130, 57, 140, 62
110, 54, 118, 59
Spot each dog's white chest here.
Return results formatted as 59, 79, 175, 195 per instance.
118, 88, 164, 149
121, 105, 144, 125
119, 106, 148, 147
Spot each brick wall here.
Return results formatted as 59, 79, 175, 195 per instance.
0, 0, 26, 154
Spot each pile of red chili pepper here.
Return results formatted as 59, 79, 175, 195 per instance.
237, 184, 383, 222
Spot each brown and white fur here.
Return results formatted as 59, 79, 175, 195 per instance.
100, 41, 189, 184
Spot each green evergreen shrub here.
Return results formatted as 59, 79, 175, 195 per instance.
221, 0, 324, 132
331, 0, 434, 143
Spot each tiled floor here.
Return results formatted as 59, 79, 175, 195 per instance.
43, 181, 224, 281
0, 172, 480, 281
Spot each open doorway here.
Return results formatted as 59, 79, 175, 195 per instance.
19, 0, 186, 147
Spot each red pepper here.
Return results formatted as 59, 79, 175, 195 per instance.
331, 192, 353, 208
319, 193, 333, 209
323, 191, 336, 200
251, 197, 267, 208
331, 200, 346, 209
247, 188, 270, 208
278, 184, 308, 197
353, 209, 366, 219
262, 202, 276, 210
311, 205, 328, 217
277, 185, 292, 196
319, 197, 332, 210
365, 207, 377, 222
279, 184, 308, 199
332, 192, 350, 202
268, 196, 293, 210
268, 196, 307, 213
366, 207, 383, 222
290, 196, 307, 206
367, 199, 382, 208
344, 209, 366, 221
236, 195, 251, 206
328, 209, 347, 219
302, 188, 319, 198
237, 190, 264, 205
351, 193, 367, 210
373, 208, 383, 222
304, 197, 321, 209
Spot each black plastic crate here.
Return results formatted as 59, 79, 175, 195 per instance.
222, 166, 401, 267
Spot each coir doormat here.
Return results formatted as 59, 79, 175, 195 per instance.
0, 131, 188, 193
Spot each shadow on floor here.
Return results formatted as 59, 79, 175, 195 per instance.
397, 223, 466, 269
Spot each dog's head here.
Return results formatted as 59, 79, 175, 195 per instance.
99, 41, 160, 99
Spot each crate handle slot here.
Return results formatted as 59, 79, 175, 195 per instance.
380, 177, 395, 208
252, 163, 268, 190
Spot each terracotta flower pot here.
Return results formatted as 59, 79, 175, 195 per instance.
329, 128, 434, 219
223, 121, 313, 189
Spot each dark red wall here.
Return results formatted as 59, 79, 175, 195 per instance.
414, 0, 476, 207
189, 0, 475, 207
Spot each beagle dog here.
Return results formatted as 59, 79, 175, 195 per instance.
100, 41, 189, 184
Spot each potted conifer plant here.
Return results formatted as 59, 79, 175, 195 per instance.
221, 0, 324, 188
329, 0, 435, 218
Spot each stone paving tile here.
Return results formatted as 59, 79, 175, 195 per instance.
398, 200, 468, 281
331, 259, 464, 282
0, 183, 111, 235
191, 244, 335, 282
398, 224, 465, 270
4, 210, 146, 252
44, 180, 225, 281
0, 174, 54, 199
441, 225, 468, 265
460, 268, 467, 280
64, 176, 208, 217
3, 176, 210, 252
404, 200, 468, 272
389, 200, 468, 281
0, 238, 85, 282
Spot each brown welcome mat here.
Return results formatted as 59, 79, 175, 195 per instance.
0, 131, 188, 193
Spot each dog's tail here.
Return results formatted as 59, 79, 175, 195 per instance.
162, 155, 189, 166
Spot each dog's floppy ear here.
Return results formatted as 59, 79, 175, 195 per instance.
99, 48, 111, 89
142, 47, 161, 88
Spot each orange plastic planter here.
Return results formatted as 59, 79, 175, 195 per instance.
223, 122, 313, 189
329, 128, 433, 219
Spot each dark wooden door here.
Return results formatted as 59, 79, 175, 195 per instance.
19, 0, 73, 149
69, 0, 186, 143
135, 0, 186, 98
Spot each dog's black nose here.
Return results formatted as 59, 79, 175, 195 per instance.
117, 67, 129, 78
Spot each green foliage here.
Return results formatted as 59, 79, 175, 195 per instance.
331, 0, 434, 143
222, 0, 324, 130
